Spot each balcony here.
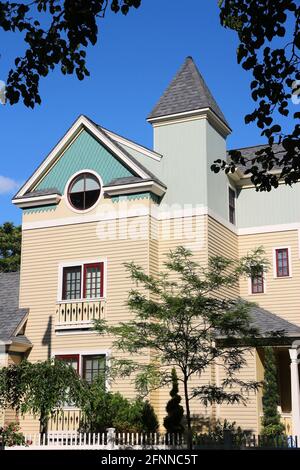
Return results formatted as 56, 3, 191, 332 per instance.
55, 299, 106, 331
49, 408, 83, 432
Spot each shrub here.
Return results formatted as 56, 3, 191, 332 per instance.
194, 419, 251, 448
163, 368, 184, 433
80, 378, 158, 433
0, 421, 26, 447
261, 347, 285, 437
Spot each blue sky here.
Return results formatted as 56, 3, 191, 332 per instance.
0, 0, 295, 224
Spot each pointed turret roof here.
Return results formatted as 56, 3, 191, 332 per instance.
148, 56, 230, 129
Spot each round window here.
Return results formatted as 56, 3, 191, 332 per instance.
68, 173, 101, 210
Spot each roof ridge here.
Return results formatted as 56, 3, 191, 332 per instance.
148, 56, 230, 128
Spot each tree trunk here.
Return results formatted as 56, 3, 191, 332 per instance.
183, 376, 192, 450
39, 409, 48, 437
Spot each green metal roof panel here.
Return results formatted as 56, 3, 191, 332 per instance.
35, 130, 134, 193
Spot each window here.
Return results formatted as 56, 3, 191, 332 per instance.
68, 172, 101, 211
84, 263, 104, 299
276, 248, 290, 277
251, 273, 264, 294
82, 355, 106, 384
62, 262, 104, 300
229, 187, 236, 225
55, 354, 79, 373
62, 266, 82, 300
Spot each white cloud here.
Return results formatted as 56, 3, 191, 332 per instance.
0, 175, 20, 194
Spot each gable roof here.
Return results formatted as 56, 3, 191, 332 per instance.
0, 272, 29, 343
12, 115, 166, 205
148, 56, 230, 128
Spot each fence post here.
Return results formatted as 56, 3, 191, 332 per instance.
223, 430, 233, 450
107, 428, 116, 450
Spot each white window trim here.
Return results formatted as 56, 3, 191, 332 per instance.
248, 272, 267, 295
57, 258, 107, 302
53, 349, 111, 399
273, 246, 292, 278
228, 184, 237, 226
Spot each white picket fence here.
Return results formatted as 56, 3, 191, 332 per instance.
5, 429, 186, 450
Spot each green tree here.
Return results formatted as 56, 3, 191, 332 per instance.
261, 347, 285, 437
163, 368, 184, 434
213, 0, 299, 191
0, 359, 84, 434
95, 246, 268, 448
0, 222, 21, 272
0, 0, 141, 107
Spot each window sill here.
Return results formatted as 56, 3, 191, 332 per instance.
58, 297, 106, 304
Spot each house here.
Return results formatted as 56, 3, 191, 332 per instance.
7, 56, 300, 436
0, 272, 31, 426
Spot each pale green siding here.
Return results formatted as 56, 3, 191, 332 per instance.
153, 119, 208, 207
237, 184, 300, 228
24, 205, 57, 214
117, 143, 162, 177
206, 122, 230, 222
35, 130, 134, 193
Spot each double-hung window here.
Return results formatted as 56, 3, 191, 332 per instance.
55, 354, 80, 373
82, 355, 106, 384
275, 248, 290, 277
251, 273, 264, 294
62, 262, 104, 300
56, 354, 106, 385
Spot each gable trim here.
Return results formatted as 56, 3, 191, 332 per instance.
13, 115, 149, 199
103, 128, 162, 162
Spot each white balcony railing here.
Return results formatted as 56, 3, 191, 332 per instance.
55, 300, 106, 331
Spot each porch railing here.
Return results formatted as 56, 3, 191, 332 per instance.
49, 408, 82, 432
55, 300, 106, 331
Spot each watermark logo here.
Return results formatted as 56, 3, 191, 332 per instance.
0, 80, 6, 105
292, 80, 300, 105
95, 201, 206, 251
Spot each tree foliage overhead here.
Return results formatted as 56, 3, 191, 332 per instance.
0, 222, 21, 272
95, 246, 269, 445
0, 0, 141, 107
213, 0, 300, 191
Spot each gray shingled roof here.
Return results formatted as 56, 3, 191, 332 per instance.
106, 176, 163, 187
227, 143, 285, 172
148, 56, 230, 128
0, 272, 29, 343
249, 305, 300, 338
17, 188, 61, 199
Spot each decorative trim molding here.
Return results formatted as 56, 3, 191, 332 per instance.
148, 107, 231, 137
103, 128, 162, 162
12, 194, 61, 208
104, 180, 166, 198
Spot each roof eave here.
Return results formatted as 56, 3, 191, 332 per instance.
12, 194, 61, 208
104, 180, 166, 198
147, 107, 231, 137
